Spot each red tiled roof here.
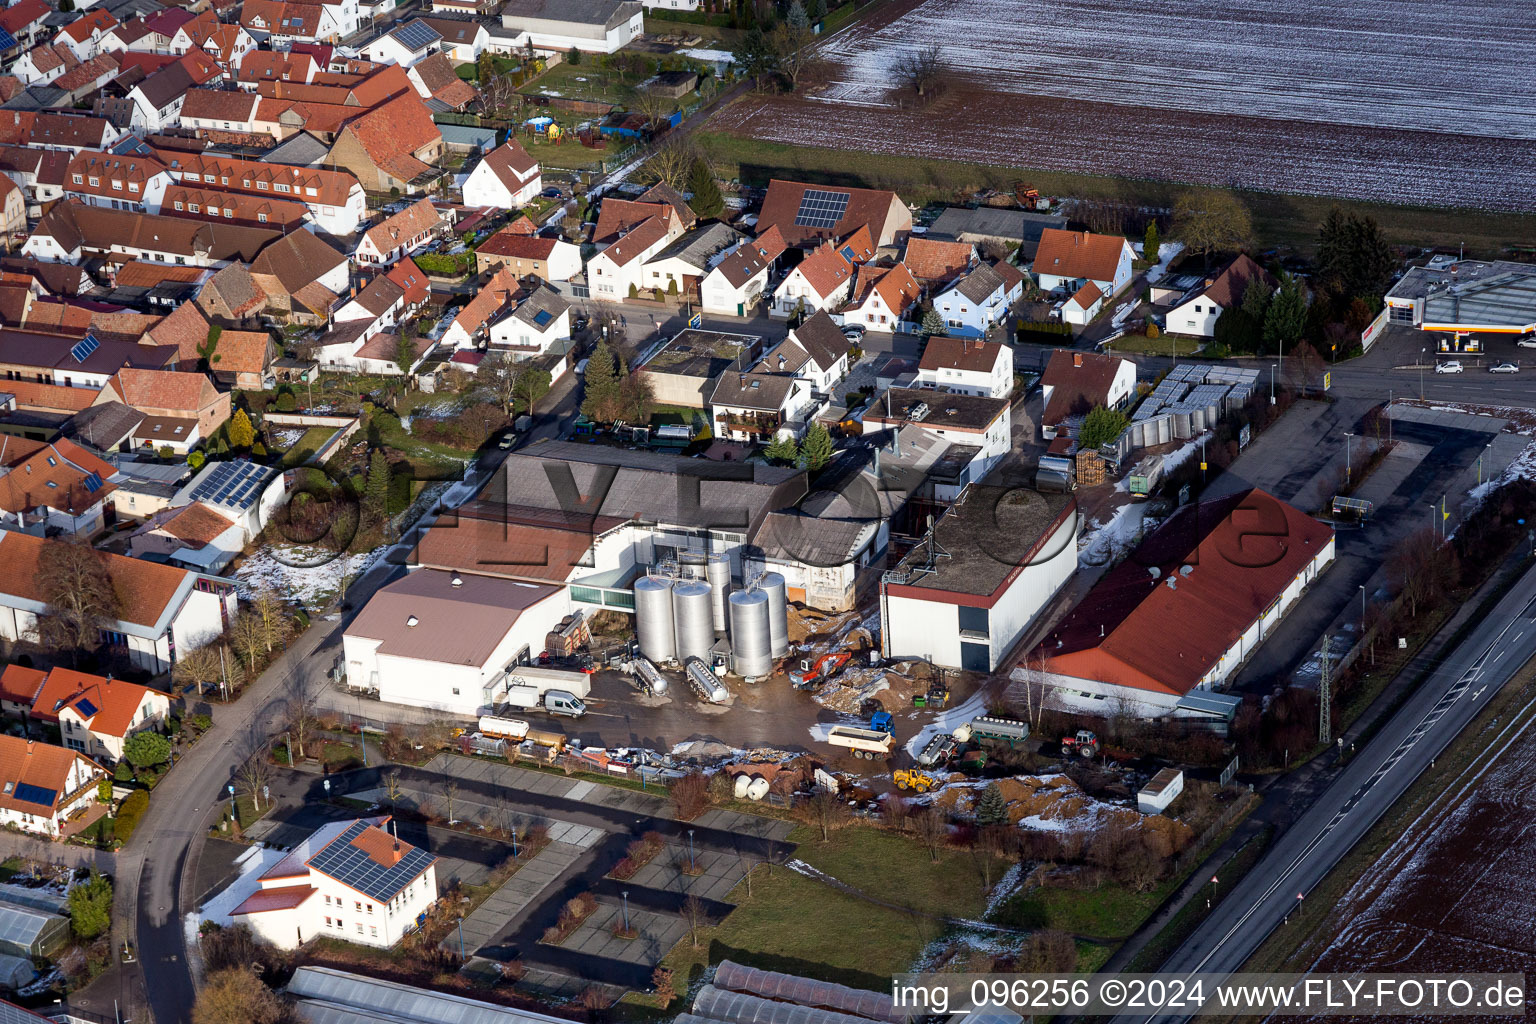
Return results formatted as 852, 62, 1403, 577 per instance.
1033, 228, 1129, 283
150, 501, 236, 545
363, 197, 441, 254
1067, 280, 1102, 310
757, 178, 906, 248
0, 665, 46, 706
477, 229, 556, 261
103, 367, 217, 415
336, 91, 440, 180
5, 379, 100, 414
0, 735, 101, 818
1039, 348, 1127, 427
231, 884, 316, 915
0, 436, 116, 516
30, 667, 165, 738
1194, 253, 1275, 309
850, 261, 918, 316
593, 198, 672, 246
919, 336, 1007, 374
903, 237, 974, 284
599, 214, 669, 269
385, 257, 428, 306
0, 531, 192, 630
788, 240, 852, 298
1039, 489, 1333, 696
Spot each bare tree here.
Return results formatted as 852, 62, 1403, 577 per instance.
772, 20, 816, 92
228, 612, 266, 671
971, 825, 1012, 890
235, 753, 273, 811
1172, 190, 1253, 262
33, 539, 120, 664
792, 789, 851, 842
644, 136, 697, 190
444, 779, 460, 824
631, 87, 672, 135
477, 354, 520, 415
281, 670, 321, 762
911, 806, 949, 862
250, 588, 294, 654
384, 770, 403, 816
173, 643, 226, 698
892, 43, 942, 98
679, 894, 707, 949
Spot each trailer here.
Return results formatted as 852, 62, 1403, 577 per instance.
963, 716, 1031, 747
1128, 454, 1164, 499
915, 732, 958, 767
826, 725, 894, 760
628, 656, 670, 696
684, 657, 729, 703
477, 715, 530, 741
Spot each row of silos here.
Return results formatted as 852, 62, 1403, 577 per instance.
633, 563, 788, 678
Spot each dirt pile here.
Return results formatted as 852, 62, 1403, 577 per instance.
932, 774, 1191, 846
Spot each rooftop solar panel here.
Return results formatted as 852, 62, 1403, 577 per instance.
793, 188, 849, 230
69, 334, 100, 364
390, 19, 439, 49
83, 472, 104, 492
306, 821, 435, 902
74, 698, 98, 717
532, 309, 552, 327
11, 784, 56, 809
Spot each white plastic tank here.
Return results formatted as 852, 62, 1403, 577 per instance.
733, 773, 752, 799
746, 775, 770, 801
706, 554, 731, 634
633, 575, 676, 663
729, 588, 773, 678
672, 580, 714, 663
758, 572, 789, 658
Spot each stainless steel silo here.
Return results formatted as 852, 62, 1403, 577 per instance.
633, 575, 676, 663
729, 588, 773, 678
672, 580, 714, 663
680, 551, 708, 579
758, 572, 789, 657
706, 554, 731, 634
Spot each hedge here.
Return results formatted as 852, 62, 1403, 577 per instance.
114, 790, 150, 843
643, 8, 731, 24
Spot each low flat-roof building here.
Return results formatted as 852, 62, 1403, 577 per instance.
1023, 487, 1333, 727
860, 387, 1011, 496
634, 328, 762, 408
880, 485, 1077, 673
1384, 259, 1536, 352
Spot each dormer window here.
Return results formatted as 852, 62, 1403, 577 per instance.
88, 176, 99, 186
71, 174, 82, 185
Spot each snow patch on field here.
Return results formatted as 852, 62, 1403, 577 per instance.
1467, 440, 1536, 505
236, 544, 386, 605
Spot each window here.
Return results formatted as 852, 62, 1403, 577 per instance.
451, 687, 460, 695
174, 201, 183, 210
325, 916, 333, 927
220, 176, 229, 185
356, 923, 363, 934
72, 174, 82, 185
366, 903, 373, 913
370, 926, 378, 937
129, 182, 139, 193
355, 901, 362, 911
88, 176, 99, 187
188, 204, 199, 213
257, 213, 267, 223
256, 181, 268, 190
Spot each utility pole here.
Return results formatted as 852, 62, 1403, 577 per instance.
1318, 632, 1332, 745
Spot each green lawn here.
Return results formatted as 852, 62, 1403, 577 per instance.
522, 132, 607, 172
788, 823, 991, 920
1106, 333, 1203, 357
277, 426, 336, 468
693, 130, 1536, 257
1032, 881, 1173, 941
521, 63, 670, 110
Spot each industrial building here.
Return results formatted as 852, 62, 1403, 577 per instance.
880, 485, 1078, 673
1024, 487, 1334, 726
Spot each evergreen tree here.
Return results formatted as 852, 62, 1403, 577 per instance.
580, 341, 620, 422
1239, 277, 1273, 321
807, 0, 825, 20
1142, 220, 1160, 264
732, 23, 781, 87
394, 331, 417, 376
687, 158, 725, 220
975, 782, 1008, 826
1263, 273, 1308, 357
1316, 208, 1394, 302
363, 449, 390, 528
920, 308, 946, 337
763, 433, 799, 464
799, 423, 834, 471
1078, 405, 1128, 449
227, 409, 255, 449
786, 0, 808, 27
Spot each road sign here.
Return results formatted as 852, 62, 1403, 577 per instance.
1322, 371, 1332, 391
689, 313, 702, 329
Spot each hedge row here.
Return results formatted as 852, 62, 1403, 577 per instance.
644, 9, 732, 25
115, 790, 150, 843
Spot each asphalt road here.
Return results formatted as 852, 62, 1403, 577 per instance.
1116, 559, 1536, 1024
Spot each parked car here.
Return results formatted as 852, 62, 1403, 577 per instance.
1517, 336, 1536, 348
575, 358, 590, 376
1435, 360, 1464, 373
1490, 362, 1520, 373
840, 324, 866, 342
498, 432, 516, 449
541, 186, 563, 199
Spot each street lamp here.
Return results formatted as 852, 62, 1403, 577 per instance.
1359, 584, 1366, 628
1270, 363, 1277, 404
621, 890, 630, 933
688, 830, 696, 871
1343, 431, 1354, 484
1420, 347, 1427, 399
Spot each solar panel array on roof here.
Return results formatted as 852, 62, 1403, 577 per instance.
69, 333, 100, 364
793, 189, 849, 230
188, 461, 273, 511
11, 784, 56, 809
306, 821, 434, 902
74, 698, 98, 718
83, 472, 104, 492
0, 29, 17, 53
389, 19, 439, 49
532, 309, 552, 327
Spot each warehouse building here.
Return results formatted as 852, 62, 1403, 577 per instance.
880, 485, 1078, 673
1024, 487, 1333, 725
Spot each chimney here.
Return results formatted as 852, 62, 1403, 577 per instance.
26, 740, 33, 754
1073, 352, 1082, 367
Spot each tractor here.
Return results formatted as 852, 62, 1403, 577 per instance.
893, 769, 941, 793
1061, 729, 1100, 759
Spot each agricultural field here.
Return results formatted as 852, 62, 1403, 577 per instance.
712, 0, 1536, 211
1299, 718, 1536, 991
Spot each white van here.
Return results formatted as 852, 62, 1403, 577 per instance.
543, 689, 587, 718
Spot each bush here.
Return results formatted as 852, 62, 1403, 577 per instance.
186, 451, 206, 470
115, 790, 150, 842
97, 778, 112, 803
274, 392, 297, 412
125, 730, 172, 768
411, 404, 513, 449
113, 761, 133, 783
668, 772, 710, 821
68, 872, 112, 939
191, 713, 212, 732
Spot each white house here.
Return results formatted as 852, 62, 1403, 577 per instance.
26, 667, 171, 764
0, 734, 105, 839
0, 437, 119, 538
933, 260, 1025, 337
155, 152, 368, 237
1039, 349, 1137, 440
343, 568, 572, 717
1033, 227, 1135, 298
360, 19, 442, 66
1165, 254, 1276, 338
169, 460, 286, 545
128, 501, 246, 574
474, 228, 582, 282
701, 225, 785, 317
0, 530, 238, 674
353, 198, 446, 265
861, 387, 1012, 491
499, 0, 644, 54
54, 8, 119, 61
587, 214, 682, 300
708, 369, 815, 442
841, 262, 919, 334
771, 240, 853, 318
229, 816, 438, 950
914, 336, 1014, 399
460, 140, 540, 210
64, 151, 172, 214
779, 311, 851, 395
881, 486, 1078, 673
1061, 281, 1102, 326
12, 44, 76, 86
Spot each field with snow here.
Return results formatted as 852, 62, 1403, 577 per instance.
714, 0, 1536, 210
1303, 717, 1536, 985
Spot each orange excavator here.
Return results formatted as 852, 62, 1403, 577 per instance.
790, 651, 851, 690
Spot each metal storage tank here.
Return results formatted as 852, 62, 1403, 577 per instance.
729, 588, 773, 678
680, 551, 707, 579
672, 580, 714, 663
758, 572, 789, 657
706, 554, 731, 633
633, 576, 676, 663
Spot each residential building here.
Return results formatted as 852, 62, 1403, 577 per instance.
926, 205, 1067, 261
442, 267, 569, 356
639, 222, 742, 302
326, 92, 443, 193
93, 367, 231, 452
63, 151, 172, 213
841, 261, 919, 333
902, 236, 975, 287
0, 529, 238, 673
23, 201, 281, 267
24, 667, 170, 763
229, 816, 437, 949
1038, 349, 1137, 440
1164, 254, 1276, 338
881, 486, 1077, 672
359, 19, 442, 67
12, 44, 78, 87
129, 500, 243, 573
778, 311, 850, 395
354, 197, 446, 265
1032, 227, 1135, 298
1060, 281, 1101, 326
634, 328, 761, 408
239, 0, 364, 46
55, 8, 121, 61
700, 225, 785, 317
932, 260, 1024, 336
0, 734, 105, 838
861, 387, 1011, 492
708, 368, 814, 442
248, 229, 350, 322
176, 88, 262, 136
756, 179, 910, 250
460, 139, 540, 210
498, 0, 644, 54
914, 336, 1014, 399
770, 239, 853, 318
473, 226, 580, 282
0, 177, 24, 240
1024, 488, 1334, 726
0, 437, 117, 537
416, 17, 490, 62
152, 149, 367, 236
587, 213, 684, 300
170, 460, 285, 542
404, 51, 478, 108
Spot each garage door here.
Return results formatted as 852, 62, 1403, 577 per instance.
960, 641, 990, 673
